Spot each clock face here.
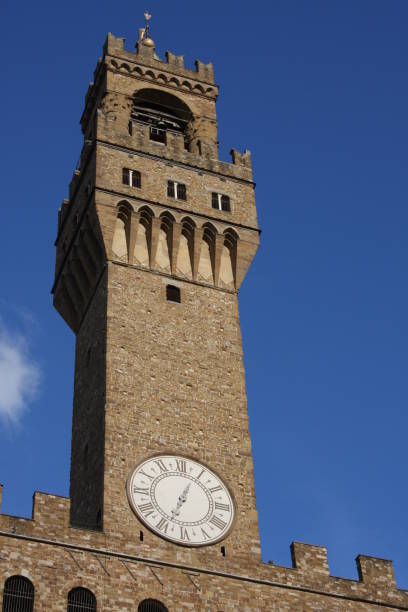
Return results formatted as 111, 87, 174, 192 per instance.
127, 454, 235, 546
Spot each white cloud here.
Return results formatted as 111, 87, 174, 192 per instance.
0, 326, 41, 424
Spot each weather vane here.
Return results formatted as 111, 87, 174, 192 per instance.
143, 11, 152, 40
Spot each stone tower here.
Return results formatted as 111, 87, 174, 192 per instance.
0, 24, 407, 612
52, 28, 261, 568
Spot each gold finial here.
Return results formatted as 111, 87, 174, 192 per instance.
140, 11, 154, 47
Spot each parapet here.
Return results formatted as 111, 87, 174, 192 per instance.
262, 540, 408, 606
357, 554, 397, 589
291, 541, 330, 576
103, 32, 215, 85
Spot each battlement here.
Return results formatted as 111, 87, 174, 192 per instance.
103, 32, 215, 85
0, 485, 407, 607
289, 541, 398, 590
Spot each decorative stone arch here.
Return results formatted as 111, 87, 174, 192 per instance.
130, 205, 152, 267
120, 63, 131, 72
219, 227, 238, 289
137, 204, 155, 218
155, 211, 175, 273
197, 222, 217, 284
168, 76, 180, 87
111, 200, 133, 263
177, 216, 196, 279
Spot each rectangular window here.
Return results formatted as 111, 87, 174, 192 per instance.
211, 192, 231, 212
150, 126, 166, 144
122, 168, 141, 188
168, 181, 187, 201
166, 285, 181, 303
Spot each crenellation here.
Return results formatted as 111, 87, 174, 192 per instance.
166, 51, 184, 70
104, 31, 125, 55
104, 32, 216, 87
195, 59, 215, 83
291, 541, 330, 577
32, 492, 70, 527
230, 147, 252, 169
357, 555, 397, 589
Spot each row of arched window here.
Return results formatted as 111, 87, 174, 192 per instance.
2, 576, 168, 612
112, 202, 238, 289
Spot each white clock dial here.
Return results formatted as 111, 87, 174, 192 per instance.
127, 454, 235, 546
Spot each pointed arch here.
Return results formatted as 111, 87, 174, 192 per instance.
134, 206, 153, 267
198, 222, 216, 284
155, 212, 174, 273
219, 228, 238, 289
112, 201, 132, 262
177, 217, 195, 279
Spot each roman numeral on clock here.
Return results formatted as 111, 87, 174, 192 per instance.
138, 502, 154, 517
180, 526, 190, 541
133, 486, 149, 495
156, 518, 169, 533
209, 515, 227, 530
175, 459, 187, 473
154, 459, 168, 473
138, 469, 154, 481
214, 502, 230, 512
208, 485, 222, 493
200, 527, 210, 540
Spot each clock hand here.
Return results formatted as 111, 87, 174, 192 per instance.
171, 483, 191, 517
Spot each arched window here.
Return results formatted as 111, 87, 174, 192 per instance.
138, 600, 168, 612
131, 88, 193, 149
2, 576, 34, 612
67, 587, 96, 611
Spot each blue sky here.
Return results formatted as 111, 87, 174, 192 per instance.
1, 0, 407, 587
